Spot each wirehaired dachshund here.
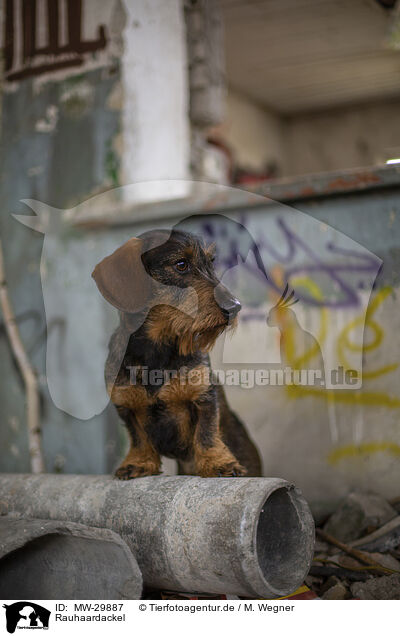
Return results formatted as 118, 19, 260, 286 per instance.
92, 228, 262, 479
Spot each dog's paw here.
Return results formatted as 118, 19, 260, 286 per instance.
115, 463, 161, 480
201, 461, 247, 478
218, 462, 247, 477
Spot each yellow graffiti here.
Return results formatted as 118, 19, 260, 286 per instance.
328, 441, 400, 465
286, 384, 400, 408
337, 286, 399, 379
276, 280, 400, 409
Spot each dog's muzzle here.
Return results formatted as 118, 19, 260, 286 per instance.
220, 297, 241, 320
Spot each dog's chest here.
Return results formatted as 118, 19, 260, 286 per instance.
110, 365, 210, 458
147, 371, 209, 458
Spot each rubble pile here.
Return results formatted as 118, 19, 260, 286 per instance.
308, 492, 400, 599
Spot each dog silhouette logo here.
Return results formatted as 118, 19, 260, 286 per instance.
3, 602, 50, 634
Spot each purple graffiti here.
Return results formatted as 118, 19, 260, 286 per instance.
200, 216, 381, 309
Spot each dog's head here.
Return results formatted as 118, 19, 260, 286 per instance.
92, 229, 241, 354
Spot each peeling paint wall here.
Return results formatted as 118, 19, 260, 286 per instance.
0, 0, 191, 474
0, 37, 123, 473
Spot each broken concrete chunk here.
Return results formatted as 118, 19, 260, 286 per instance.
322, 581, 350, 600
305, 574, 323, 589
320, 575, 341, 595
324, 492, 397, 542
351, 574, 400, 600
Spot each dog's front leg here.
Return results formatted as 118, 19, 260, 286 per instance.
114, 406, 161, 480
193, 388, 247, 477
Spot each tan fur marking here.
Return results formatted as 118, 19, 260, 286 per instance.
145, 302, 229, 355
205, 243, 216, 259
159, 364, 211, 403
167, 401, 193, 448
108, 383, 151, 412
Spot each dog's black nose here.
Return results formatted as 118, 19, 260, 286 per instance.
221, 298, 242, 319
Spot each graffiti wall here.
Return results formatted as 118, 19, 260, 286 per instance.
169, 187, 400, 519
5, 178, 399, 518
208, 193, 400, 519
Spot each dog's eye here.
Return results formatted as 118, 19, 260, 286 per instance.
174, 259, 189, 272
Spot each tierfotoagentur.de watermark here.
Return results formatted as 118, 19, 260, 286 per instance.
126, 365, 359, 389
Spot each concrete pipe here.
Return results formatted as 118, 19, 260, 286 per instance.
0, 517, 142, 599
0, 474, 315, 598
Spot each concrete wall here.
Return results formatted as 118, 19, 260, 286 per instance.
210, 89, 286, 175
285, 99, 400, 177
0, 0, 190, 474
0, 0, 123, 474
213, 92, 400, 179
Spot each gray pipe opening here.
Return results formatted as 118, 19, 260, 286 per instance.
255, 486, 313, 596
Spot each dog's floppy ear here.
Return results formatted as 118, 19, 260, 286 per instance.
92, 238, 151, 313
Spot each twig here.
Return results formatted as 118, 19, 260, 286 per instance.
0, 239, 45, 473
316, 528, 395, 575
313, 556, 398, 575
